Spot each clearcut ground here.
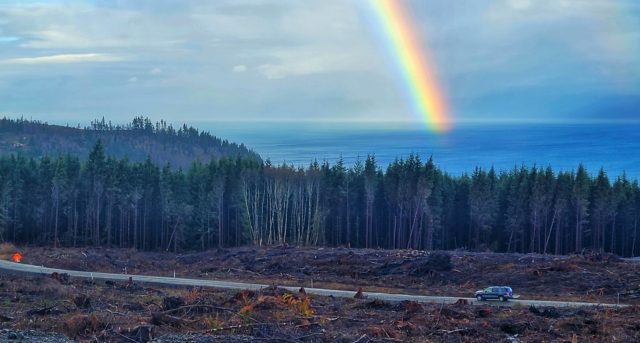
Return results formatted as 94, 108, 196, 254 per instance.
13, 246, 640, 305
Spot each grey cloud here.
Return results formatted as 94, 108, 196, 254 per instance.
0, 0, 638, 124
3, 53, 121, 64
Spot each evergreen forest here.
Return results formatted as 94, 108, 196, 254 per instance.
0, 117, 259, 169
0, 118, 638, 256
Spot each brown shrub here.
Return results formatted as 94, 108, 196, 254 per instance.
298, 297, 315, 317
50, 272, 70, 285
499, 320, 528, 335
475, 307, 493, 318
354, 287, 366, 299
73, 294, 91, 309
233, 289, 254, 304
549, 261, 578, 272
401, 300, 423, 314
21, 277, 73, 298
361, 299, 394, 309
366, 325, 401, 339
62, 314, 101, 338
162, 296, 185, 311
184, 287, 203, 304
454, 298, 469, 306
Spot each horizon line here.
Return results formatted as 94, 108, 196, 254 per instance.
2, 114, 640, 127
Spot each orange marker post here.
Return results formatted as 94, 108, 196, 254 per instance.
11, 252, 22, 263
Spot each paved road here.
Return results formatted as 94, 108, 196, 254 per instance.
0, 260, 627, 308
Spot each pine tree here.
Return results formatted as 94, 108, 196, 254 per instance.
572, 164, 590, 252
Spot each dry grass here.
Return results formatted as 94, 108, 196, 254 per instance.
62, 314, 102, 339
2, 272, 640, 342
0, 242, 17, 259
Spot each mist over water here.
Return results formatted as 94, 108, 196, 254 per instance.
202, 122, 640, 178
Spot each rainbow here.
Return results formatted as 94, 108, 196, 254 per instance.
369, 0, 451, 132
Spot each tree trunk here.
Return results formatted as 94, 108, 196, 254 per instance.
610, 216, 616, 254
632, 217, 638, 257
575, 206, 581, 252
53, 199, 59, 248
543, 209, 557, 254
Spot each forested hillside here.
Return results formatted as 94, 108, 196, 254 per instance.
0, 117, 259, 169
0, 137, 638, 256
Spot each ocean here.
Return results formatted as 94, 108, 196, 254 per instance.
201, 122, 640, 178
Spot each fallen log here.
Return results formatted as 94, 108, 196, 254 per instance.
26, 305, 64, 316
151, 312, 186, 327
160, 304, 234, 315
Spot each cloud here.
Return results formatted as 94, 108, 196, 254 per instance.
0, 0, 637, 124
258, 61, 330, 80
2, 53, 121, 64
232, 65, 247, 73
506, 0, 532, 10
19, 29, 88, 49
0, 36, 19, 43
257, 46, 372, 80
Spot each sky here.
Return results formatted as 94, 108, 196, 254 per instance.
0, 0, 639, 125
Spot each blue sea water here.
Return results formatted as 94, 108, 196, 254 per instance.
201, 122, 640, 179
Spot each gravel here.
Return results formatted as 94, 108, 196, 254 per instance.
0, 329, 74, 343
151, 335, 255, 343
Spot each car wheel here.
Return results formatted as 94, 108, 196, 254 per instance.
499, 296, 505, 302
476, 295, 483, 301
